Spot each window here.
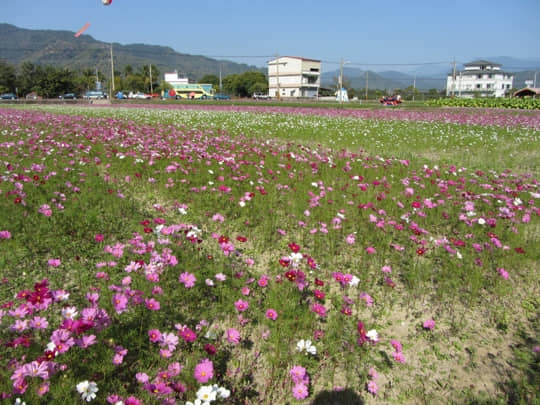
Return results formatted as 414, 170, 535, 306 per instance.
477, 74, 482, 79
486, 84, 491, 89
476, 84, 481, 89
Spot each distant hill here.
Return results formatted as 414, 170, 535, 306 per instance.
321, 67, 446, 91
322, 57, 540, 92
0, 23, 262, 81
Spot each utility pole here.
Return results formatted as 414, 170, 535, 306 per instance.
365, 71, 369, 101
149, 64, 153, 94
219, 65, 222, 92
339, 57, 344, 104
413, 73, 416, 101
451, 58, 456, 97
110, 43, 115, 97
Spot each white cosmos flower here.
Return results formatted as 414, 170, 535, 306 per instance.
196, 385, 217, 402
366, 329, 379, 343
76, 380, 98, 402
296, 339, 317, 355
349, 275, 360, 287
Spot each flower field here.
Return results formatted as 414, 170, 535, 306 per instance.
0, 104, 538, 404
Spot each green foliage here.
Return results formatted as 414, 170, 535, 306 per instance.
222, 71, 268, 97
427, 97, 540, 109
0, 59, 17, 93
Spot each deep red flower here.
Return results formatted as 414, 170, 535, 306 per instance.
288, 242, 301, 253
416, 248, 426, 256
279, 257, 290, 267
514, 247, 525, 254
315, 278, 324, 286
285, 270, 297, 282
204, 343, 217, 355
236, 235, 247, 242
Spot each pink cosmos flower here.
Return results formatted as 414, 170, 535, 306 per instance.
258, 275, 269, 287
179, 272, 196, 288
310, 303, 327, 317
226, 328, 241, 344
292, 383, 309, 399
367, 380, 378, 395
234, 299, 249, 312
112, 293, 128, 314
48, 258, 61, 267
497, 268, 509, 279
38, 204, 53, 217
423, 319, 436, 330
0, 230, 11, 239
390, 340, 402, 352
366, 246, 376, 254
381, 265, 392, 274
393, 351, 406, 363
290, 365, 307, 384
194, 358, 213, 383
37, 382, 50, 397
136, 373, 149, 383
144, 298, 160, 311
94, 234, 104, 243
265, 308, 278, 320
30, 316, 49, 330
345, 234, 356, 244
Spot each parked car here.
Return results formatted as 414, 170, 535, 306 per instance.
84, 91, 107, 99
213, 93, 231, 100
130, 92, 150, 99
252, 92, 271, 100
0, 93, 17, 100
60, 93, 77, 99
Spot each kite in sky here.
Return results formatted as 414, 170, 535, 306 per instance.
102, 0, 112, 5
74, 23, 90, 37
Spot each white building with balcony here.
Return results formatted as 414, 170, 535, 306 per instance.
268, 56, 321, 98
446, 60, 513, 98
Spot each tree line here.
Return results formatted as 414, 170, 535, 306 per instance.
0, 59, 268, 99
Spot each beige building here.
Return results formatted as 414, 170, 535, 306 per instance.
268, 56, 321, 98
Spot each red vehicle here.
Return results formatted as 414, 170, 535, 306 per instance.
379, 95, 402, 106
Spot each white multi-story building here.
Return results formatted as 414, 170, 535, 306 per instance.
268, 56, 321, 98
446, 60, 513, 98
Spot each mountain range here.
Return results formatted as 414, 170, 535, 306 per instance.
1, 23, 539, 90
0, 23, 261, 81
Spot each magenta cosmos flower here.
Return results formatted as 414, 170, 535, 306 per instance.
179, 272, 196, 288
193, 358, 214, 383
234, 299, 249, 312
226, 328, 241, 344
265, 308, 278, 320
292, 383, 309, 399
423, 319, 436, 330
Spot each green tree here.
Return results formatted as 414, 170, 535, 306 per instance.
0, 60, 17, 94
199, 74, 220, 90
124, 74, 145, 92
16, 61, 39, 96
223, 71, 267, 97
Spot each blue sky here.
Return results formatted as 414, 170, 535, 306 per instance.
3, 0, 540, 71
